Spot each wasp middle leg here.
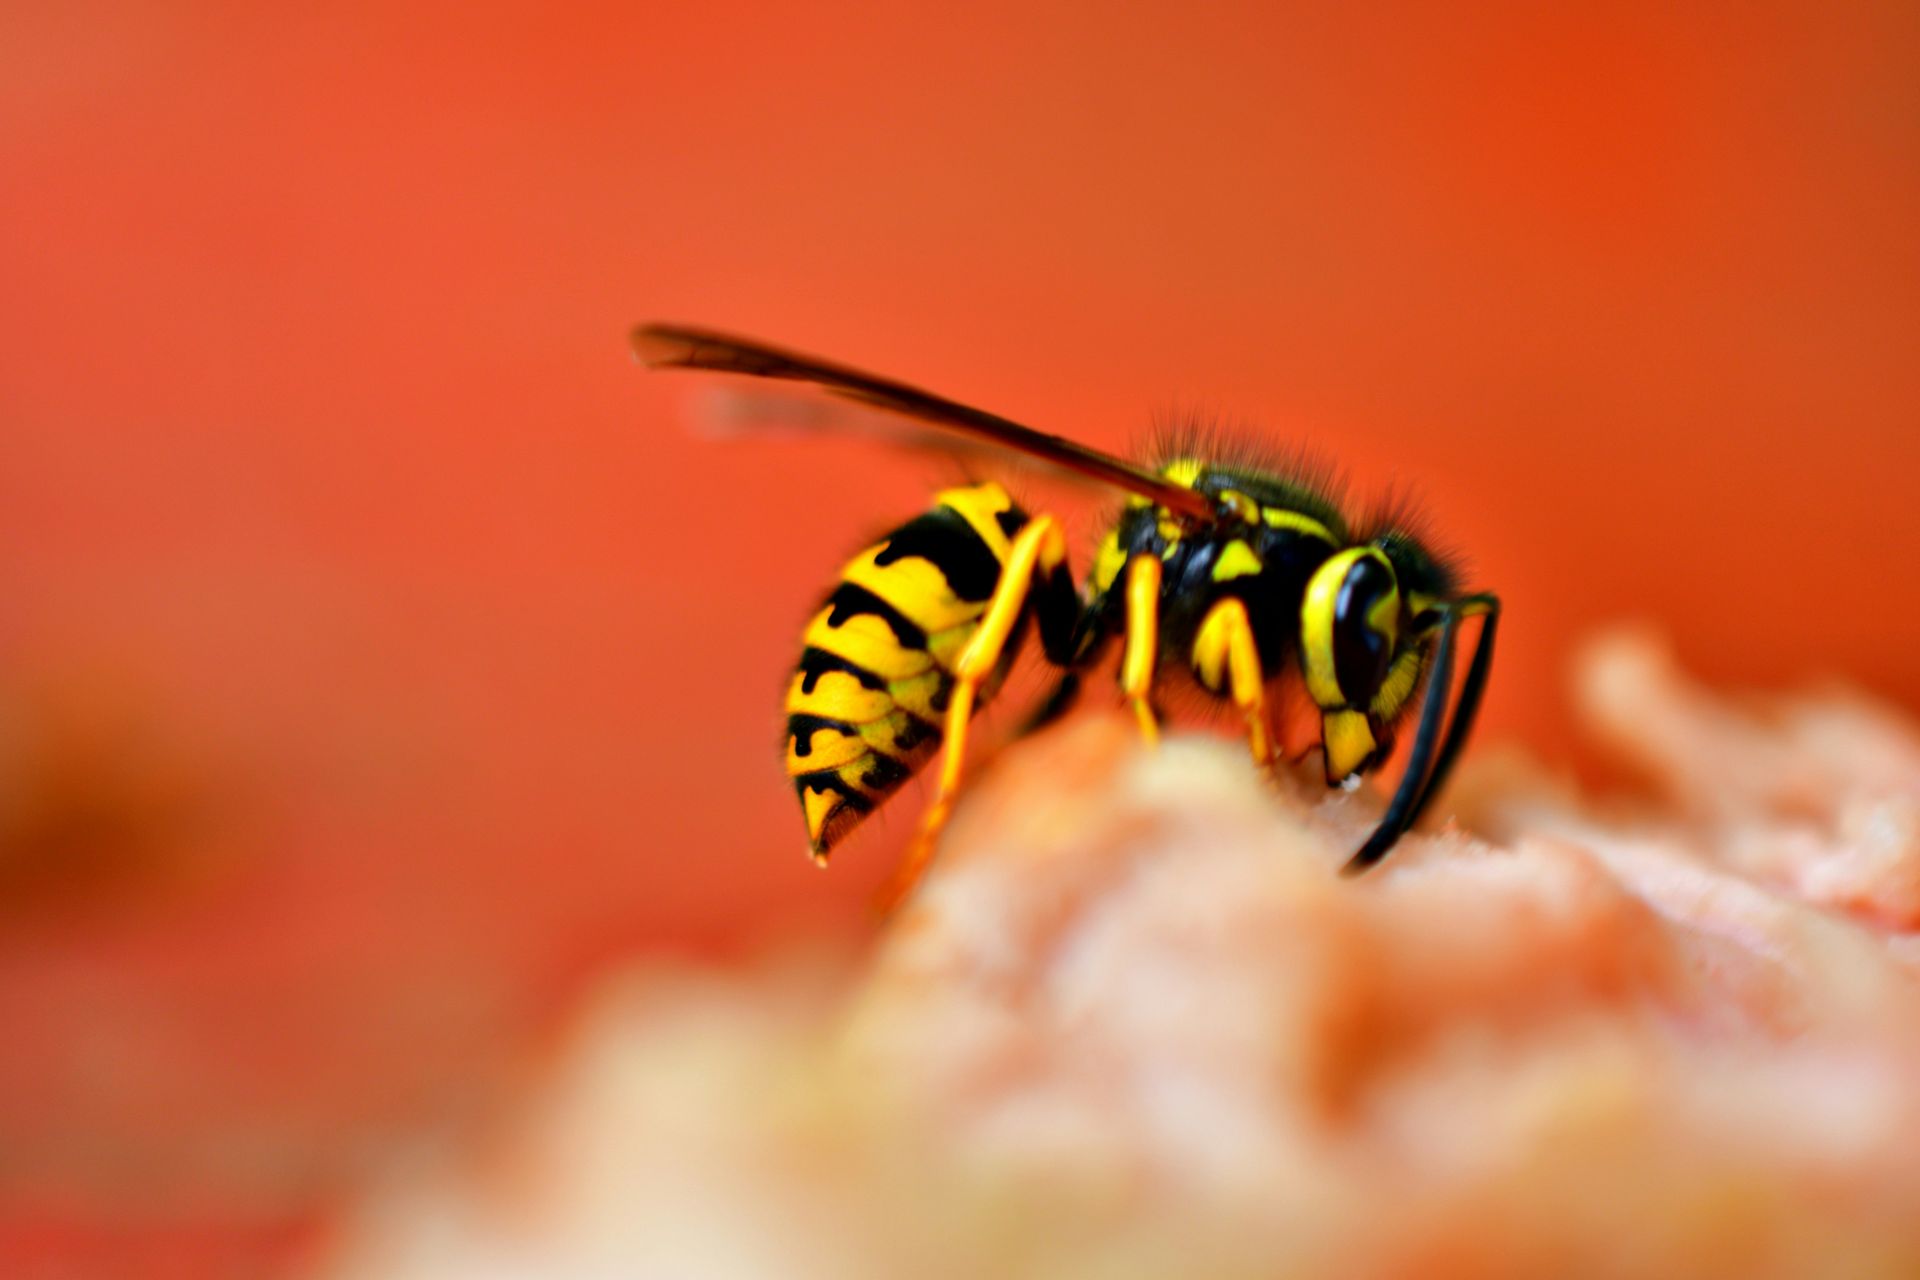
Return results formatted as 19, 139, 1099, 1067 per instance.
1120, 555, 1164, 744
1191, 596, 1276, 767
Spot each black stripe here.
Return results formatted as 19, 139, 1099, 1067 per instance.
789, 713, 940, 767
994, 505, 1027, 538
794, 772, 874, 812
824, 582, 928, 649
889, 715, 940, 754
786, 714, 859, 758
874, 507, 1004, 603
857, 752, 913, 792
796, 647, 885, 694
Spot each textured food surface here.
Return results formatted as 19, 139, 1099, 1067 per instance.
329, 633, 1920, 1279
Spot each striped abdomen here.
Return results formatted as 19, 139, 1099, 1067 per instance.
786, 482, 1026, 858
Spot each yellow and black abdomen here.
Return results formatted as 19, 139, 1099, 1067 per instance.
785, 482, 1030, 859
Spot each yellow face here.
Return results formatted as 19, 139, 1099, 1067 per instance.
1300, 547, 1404, 782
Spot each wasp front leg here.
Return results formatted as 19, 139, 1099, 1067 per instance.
878, 513, 1077, 910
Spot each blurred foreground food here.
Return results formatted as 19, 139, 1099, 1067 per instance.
327, 632, 1920, 1279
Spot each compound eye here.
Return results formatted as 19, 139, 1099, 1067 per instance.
1332, 553, 1399, 704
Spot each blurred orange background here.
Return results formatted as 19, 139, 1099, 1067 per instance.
2, 1, 1916, 1272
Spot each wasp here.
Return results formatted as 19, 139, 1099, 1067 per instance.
634, 325, 1500, 902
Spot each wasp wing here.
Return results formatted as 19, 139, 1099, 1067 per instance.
681, 381, 1121, 493
632, 324, 1213, 519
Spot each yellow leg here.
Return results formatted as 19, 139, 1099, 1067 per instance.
1192, 597, 1274, 766
1120, 555, 1162, 745
878, 515, 1067, 911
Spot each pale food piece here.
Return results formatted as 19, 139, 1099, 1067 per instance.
328, 633, 1920, 1280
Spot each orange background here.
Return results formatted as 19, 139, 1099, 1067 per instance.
2, 2, 1917, 1270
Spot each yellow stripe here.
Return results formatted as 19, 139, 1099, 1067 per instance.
786, 726, 868, 774
859, 710, 936, 761
801, 753, 899, 801
786, 669, 893, 724
842, 546, 983, 634
1211, 539, 1262, 582
847, 756, 896, 795
934, 482, 1016, 560
802, 607, 935, 680
887, 668, 949, 722
1261, 507, 1336, 543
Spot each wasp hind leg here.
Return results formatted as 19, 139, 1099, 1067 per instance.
1191, 596, 1276, 767
877, 513, 1077, 911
